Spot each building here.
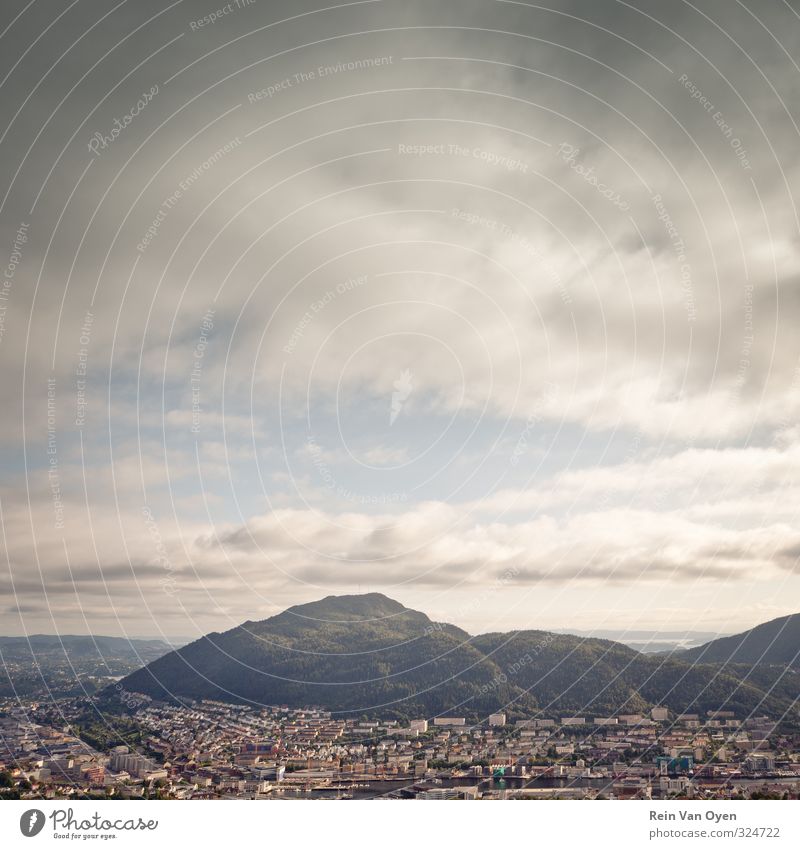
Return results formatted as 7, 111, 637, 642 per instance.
109, 751, 157, 778
660, 776, 689, 795
651, 707, 669, 722
251, 764, 285, 782
240, 742, 276, 755
744, 753, 776, 773
489, 713, 506, 727
656, 755, 694, 774
409, 719, 428, 733
80, 765, 105, 785
433, 717, 466, 727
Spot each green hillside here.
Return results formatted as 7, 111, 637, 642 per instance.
681, 614, 800, 667
119, 594, 536, 719
117, 594, 799, 721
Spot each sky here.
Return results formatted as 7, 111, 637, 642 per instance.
0, 0, 799, 641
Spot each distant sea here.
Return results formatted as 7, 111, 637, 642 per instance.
557, 630, 725, 654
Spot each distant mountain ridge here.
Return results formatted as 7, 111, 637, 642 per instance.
0, 634, 171, 661
115, 594, 800, 721
0, 635, 175, 699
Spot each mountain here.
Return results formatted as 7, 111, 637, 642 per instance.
118, 594, 537, 719
0, 635, 171, 662
680, 614, 800, 667
0, 635, 174, 699
115, 595, 800, 721
473, 631, 797, 718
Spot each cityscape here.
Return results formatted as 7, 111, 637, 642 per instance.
2, 595, 798, 802
2, 696, 798, 801
1, 1, 799, 838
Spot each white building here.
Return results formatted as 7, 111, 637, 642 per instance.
109, 751, 157, 778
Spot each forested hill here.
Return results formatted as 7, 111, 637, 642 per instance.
116, 594, 799, 721
680, 614, 800, 667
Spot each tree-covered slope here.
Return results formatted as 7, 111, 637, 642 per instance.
680, 614, 800, 667
119, 594, 536, 719
117, 595, 799, 721
474, 630, 797, 718
472, 631, 650, 715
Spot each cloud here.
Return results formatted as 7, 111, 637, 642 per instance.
2, 0, 800, 636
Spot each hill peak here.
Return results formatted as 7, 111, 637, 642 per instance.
281, 592, 411, 622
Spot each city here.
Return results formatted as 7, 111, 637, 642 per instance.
2, 696, 798, 801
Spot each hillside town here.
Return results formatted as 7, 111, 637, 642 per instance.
2, 695, 798, 800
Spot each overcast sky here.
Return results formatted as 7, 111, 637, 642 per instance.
1, 0, 799, 641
